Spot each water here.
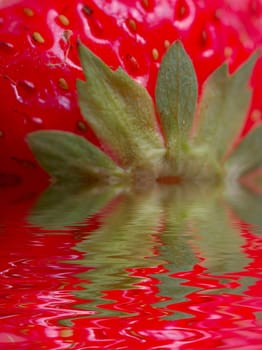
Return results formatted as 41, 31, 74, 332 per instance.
1, 183, 262, 349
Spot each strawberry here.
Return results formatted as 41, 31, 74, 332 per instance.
0, 0, 261, 191
23, 39, 262, 243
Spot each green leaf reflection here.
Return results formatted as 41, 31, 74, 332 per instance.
28, 183, 260, 317
29, 183, 119, 230
226, 182, 262, 229
73, 189, 164, 316
154, 185, 250, 318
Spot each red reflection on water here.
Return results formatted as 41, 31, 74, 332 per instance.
0, 189, 262, 350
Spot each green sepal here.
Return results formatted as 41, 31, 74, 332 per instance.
26, 42, 259, 187
77, 43, 165, 172
193, 53, 257, 161
155, 41, 198, 157
27, 130, 124, 183
225, 125, 262, 178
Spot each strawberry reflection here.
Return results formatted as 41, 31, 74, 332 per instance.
29, 180, 262, 319
0, 181, 262, 348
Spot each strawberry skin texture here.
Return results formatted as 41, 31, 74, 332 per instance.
0, 0, 261, 188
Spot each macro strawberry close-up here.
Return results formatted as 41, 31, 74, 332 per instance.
1, 1, 262, 349
1, 0, 262, 191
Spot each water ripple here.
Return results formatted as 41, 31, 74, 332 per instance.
1, 186, 262, 348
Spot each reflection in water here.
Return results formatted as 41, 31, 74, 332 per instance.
72, 190, 164, 316
0, 182, 262, 348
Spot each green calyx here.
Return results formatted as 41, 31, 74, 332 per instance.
27, 41, 261, 190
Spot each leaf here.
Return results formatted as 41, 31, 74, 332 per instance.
194, 53, 257, 161
155, 41, 198, 157
27, 130, 123, 183
225, 125, 262, 179
28, 183, 118, 230
77, 44, 165, 172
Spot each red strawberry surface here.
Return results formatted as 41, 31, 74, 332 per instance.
0, 0, 262, 190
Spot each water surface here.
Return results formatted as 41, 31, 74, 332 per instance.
0, 184, 262, 349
